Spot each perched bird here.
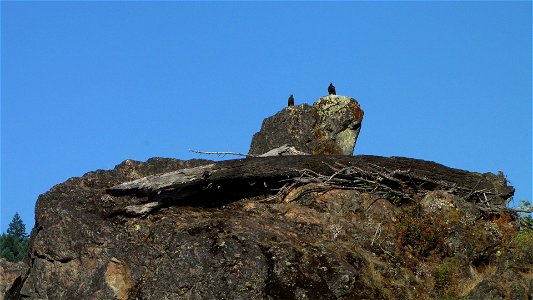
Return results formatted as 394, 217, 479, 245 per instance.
328, 82, 336, 95
288, 94, 294, 107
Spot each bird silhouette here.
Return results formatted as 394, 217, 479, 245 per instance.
328, 82, 336, 95
288, 94, 294, 107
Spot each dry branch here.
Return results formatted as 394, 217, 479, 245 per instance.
371, 223, 383, 246
189, 145, 309, 159
107, 155, 514, 209
189, 149, 255, 158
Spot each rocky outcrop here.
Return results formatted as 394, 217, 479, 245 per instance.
7, 155, 531, 299
0, 259, 26, 300
249, 95, 364, 155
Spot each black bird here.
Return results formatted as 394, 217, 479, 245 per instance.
288, 94, 294, 107
328, 82, 336, 95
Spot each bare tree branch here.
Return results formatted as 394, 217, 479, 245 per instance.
189, 149, 256, 158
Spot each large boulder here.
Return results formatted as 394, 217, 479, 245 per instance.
7, 155, 529, 300
249, 95, 364, 155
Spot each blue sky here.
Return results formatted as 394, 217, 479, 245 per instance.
1, 2, 531, 233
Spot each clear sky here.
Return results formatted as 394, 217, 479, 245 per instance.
1, 2, 531, 233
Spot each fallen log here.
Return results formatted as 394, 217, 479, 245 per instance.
106, 155, 514, 207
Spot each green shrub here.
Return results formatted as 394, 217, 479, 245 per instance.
433, 263, 451, 292
510, 229, 533, 265
397, 213, 450, 258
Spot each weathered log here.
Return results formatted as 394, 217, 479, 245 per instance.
107, 163, 216, 196
106, 155, 514, 206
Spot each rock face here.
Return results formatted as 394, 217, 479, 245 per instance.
249, 95, 364, 155
0, 259, 26, 300
7, 155, 531, 300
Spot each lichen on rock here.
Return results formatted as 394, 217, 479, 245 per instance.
105, 258, 134, 300
0, 259, 26, 300
6, 154, 530, 300
249, 95, 364, 155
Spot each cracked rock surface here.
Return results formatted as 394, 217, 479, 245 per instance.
5, 156, 532, 299
0, 259, 26, 300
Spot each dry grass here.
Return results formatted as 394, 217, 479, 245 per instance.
456, 264, 497, 297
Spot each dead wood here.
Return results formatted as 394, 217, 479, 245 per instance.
189, 144, 309, 158
107, 155, 514, 208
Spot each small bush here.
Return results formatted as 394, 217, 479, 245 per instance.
385, 193, 402, 205
397, 213, 451, 258
516, 199, 533, 227
433, 263, 451, 292
432, 260, 465, 299
510, 229, 533, 265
